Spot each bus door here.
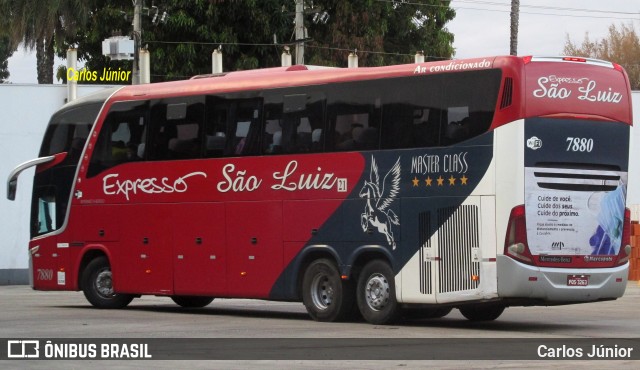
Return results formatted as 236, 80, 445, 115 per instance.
31, 165, 88, 291
30, 186, 67, 290
172, 203, 227, 295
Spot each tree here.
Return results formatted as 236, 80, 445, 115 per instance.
306, 0, 455, 66
59, 0, 292, 82
564, 23, 640, 90
0, 0, 94, 84
0, 12, 16, 82
58, 0, 456, 83
0, 36, 14, 82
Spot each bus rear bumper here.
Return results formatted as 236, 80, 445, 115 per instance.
496, 255, 628, 302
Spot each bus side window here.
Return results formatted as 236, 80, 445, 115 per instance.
262, 103, 283, 154
326, 81, 380, 152
379, 74, 444, 150
262, 93, 325, 155
204, 99, 228, 158
230, 101, 262, 156
148, 97, 205, 160
205, 97, 262, 157
440, 70, 502, 145
442, 106, 470, 145
87, 101, 148, 178
331, 111, 379, 152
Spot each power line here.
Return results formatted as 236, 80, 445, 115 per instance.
376, 0, 640, 20
307, 43, 449, 60
144, 40, 284, 47
143, 40, 449, 60
452, 0, 640, 15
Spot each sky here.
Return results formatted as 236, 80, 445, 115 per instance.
448, 0, 640, 58
5, 0, 640, 84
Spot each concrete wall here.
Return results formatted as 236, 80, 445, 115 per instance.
0, 84, 118, 284
1, 86, 639, 285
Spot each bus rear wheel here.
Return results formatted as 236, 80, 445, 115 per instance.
171, 296, 214, 308
302, 258, 355, 322
81, 256, 133, 309
459, 304, 505, 321
356, 260, 399, 325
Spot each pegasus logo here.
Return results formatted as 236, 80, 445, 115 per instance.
359, 156, 401, 249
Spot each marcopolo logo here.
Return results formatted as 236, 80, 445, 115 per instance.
584, 255, 614, 263
527, 136, 542, 150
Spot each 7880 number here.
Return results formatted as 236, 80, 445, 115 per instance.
566, 137, 593, 152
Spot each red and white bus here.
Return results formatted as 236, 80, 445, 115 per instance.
7, 55, 632, 324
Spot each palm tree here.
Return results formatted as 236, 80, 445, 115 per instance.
510, 0, 519, 56
0, 5, 16, 82
1, 0, 93, 83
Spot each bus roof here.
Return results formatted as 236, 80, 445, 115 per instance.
62, 86, 121, 110
112, 56, 502, 101
103, 55, 631, 125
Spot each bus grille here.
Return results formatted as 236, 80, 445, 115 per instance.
437, 205, 480, 293
418, 211, 432, 295
500, 77, 513, 109
533, 163, 621, 192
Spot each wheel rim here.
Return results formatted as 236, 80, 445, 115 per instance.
364, 273, 390, 311
94, 268, 115, 298
310, 273, 335, 310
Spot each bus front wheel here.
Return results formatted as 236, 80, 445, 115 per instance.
302, 258, 354, 322
171, 296, 214, 308
459, 304, 505, 321
81, 256, 133, 309
356, 260, 399, 325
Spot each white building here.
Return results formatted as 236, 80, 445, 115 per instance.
0, 84, 119, 284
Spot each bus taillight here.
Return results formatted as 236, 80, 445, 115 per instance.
504, 205, 534, 265
562, 57, 587, 63
615, 208, 632, 266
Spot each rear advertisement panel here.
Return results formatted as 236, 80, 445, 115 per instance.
524, 118, 629, 265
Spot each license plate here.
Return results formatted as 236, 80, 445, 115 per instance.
567, 275, 589, 286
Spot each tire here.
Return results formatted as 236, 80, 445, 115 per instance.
404, 307, 452, 320
171, 296, 214, 308
302, 258, 355, 322
459, 304, 505, 321
356, 259, 399, 325
81, 256, 133, 309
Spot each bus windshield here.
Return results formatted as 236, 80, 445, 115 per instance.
31, 102, 103, 237
39, 103, 102, 158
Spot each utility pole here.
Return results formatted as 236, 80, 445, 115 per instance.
294, 0, 305, 65
510, 0, 519, 56
132, 0, 142, 84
